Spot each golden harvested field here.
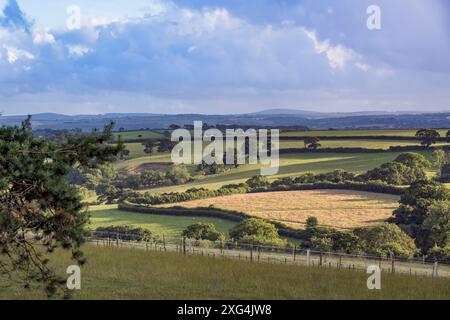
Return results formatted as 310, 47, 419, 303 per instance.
158, 190, 400, 230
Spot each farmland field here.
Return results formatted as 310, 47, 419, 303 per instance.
88, 205, 236, 238
157, 190, 400, 230
142, 151, 429, 194
280, 129, 450, 137
2, 246, 449, 300
114, 130, 167, 141
279, 139, 448, 149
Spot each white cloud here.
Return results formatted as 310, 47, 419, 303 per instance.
302, 28, 356, 69
68, 45, 90, 57
32, 28, 55, 45
4, 45, 34, 63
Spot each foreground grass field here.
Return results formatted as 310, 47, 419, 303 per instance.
157, 190, 400, 229
1, 246, 449, 300
88, 205, 236, 238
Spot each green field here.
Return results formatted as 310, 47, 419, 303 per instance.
88, 205, 236, 238
280, 129, 449, 137
114, 130, 167, 141
142, 152, 433, 194
2, 246, 449, 300
279, 140, 448, 149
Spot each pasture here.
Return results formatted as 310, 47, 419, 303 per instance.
157, 190, 400, 230
280, 129, 449, 137
2, 245, 449, 300
114, 130, 167, 141
88, 205, 236, 238
142, 152, 417, 194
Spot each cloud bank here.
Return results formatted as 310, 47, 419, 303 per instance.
0, 0, 449, 115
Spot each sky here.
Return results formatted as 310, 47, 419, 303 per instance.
0, 0, 449, 115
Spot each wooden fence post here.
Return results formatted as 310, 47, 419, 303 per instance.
183, 237, 186, 255
306, 249, 311, 267
250, 245, 253, 263
433, 261, 438, 277
391, 253, 395, 274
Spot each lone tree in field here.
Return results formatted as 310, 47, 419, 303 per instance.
0, 117, 123, 297
304, 137, 321, 150
415, 129, 440, 148
142, 140, 155, 155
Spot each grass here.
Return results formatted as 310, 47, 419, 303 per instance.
280, 129, 450, 137
280, 139, 449, 150
114, 130, 166, 141
157, 190, 400, 230
87, 205, 236, 238
1, 245, 449, 300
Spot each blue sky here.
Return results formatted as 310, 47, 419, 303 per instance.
0, 0, 449, 115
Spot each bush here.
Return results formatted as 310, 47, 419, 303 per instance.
94, 225, 153, 242
428, 245, 450, 263
182, 223, 224, 241
360, 152, 429, 185
165, 165, 191, 184
229, 218, 286, 247
246, 175, 270, 189
354, 223, 418, 258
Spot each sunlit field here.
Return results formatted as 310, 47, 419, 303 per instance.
156, 190, 399, 230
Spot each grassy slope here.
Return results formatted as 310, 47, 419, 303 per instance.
88, 206, 236, 238
2, 246, 449, 300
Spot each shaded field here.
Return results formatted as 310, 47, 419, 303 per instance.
88, 206, 236, 238
157, 190, 400, 229
1, 245, 449, 300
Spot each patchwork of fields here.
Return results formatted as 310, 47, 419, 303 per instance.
99, 129, 446, 235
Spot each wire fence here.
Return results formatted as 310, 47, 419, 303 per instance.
87, 231, 450, 278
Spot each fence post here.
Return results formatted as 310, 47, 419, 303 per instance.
306, 249, 311, 267
183, 237, 186, 255
163, 234, 166, 251
339, 255, 342, 270
293, 246, 296, 262
319, 251, 323, 267
391, 253, 395, 274
250, 245, 253, 263
433, 261, 439, 277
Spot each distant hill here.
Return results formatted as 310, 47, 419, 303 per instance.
0, 110, 449, 131
250, 108, 420, 119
